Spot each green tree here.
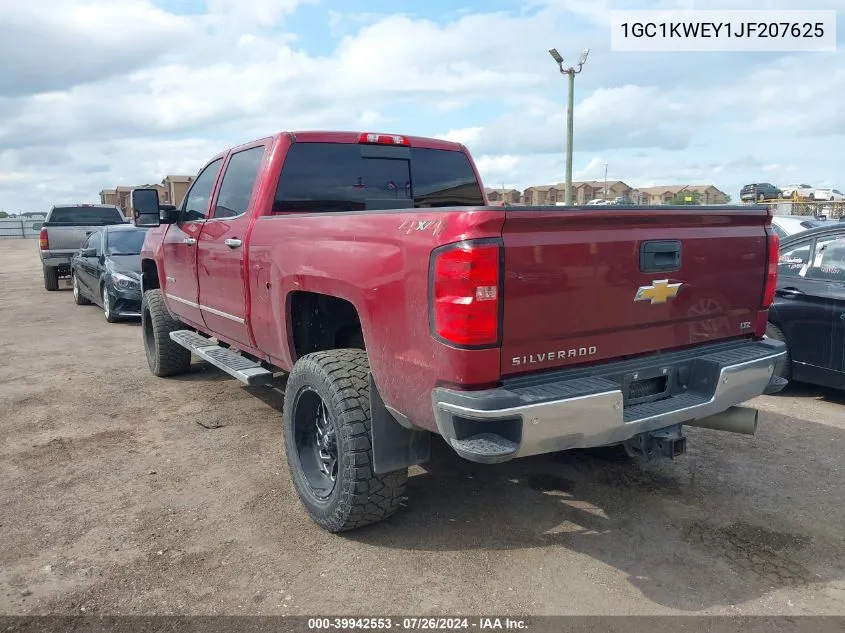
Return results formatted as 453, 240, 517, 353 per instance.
0, 211, 8, 218
667, 190, 702, 205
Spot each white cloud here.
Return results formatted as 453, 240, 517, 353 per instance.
0, 0, 195, 96
473, 155, 523, 187
436, 127, 484, 145
0, 0, 843, 212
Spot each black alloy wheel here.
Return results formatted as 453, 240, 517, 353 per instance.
293, 387, 338, 499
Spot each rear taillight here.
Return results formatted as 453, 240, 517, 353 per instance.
39, 227, 49, 250
761, 228, 779, 308
430, 240, 501, 348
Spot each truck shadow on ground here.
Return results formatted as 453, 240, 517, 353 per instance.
344, 417, 844, 612
772, 382, 845, 405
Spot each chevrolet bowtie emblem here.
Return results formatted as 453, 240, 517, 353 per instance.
634, 279, 683, 305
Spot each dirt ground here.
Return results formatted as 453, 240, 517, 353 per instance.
1, 238, 844, 616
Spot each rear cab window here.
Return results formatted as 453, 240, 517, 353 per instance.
273, 143, 484, 212
47, 206, 124, 225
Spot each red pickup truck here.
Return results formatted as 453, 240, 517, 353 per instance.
131, 130, 786, 532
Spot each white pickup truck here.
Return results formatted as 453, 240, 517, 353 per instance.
38, 204, 126, 291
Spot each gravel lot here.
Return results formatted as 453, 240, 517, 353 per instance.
1, 238, 844, 616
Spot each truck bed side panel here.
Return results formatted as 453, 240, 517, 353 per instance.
247, 209, 506, 431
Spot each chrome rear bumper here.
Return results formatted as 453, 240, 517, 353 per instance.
432, 339, 786, 464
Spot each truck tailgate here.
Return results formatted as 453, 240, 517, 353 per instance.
44, 226, 97, 251
500, 207, 770, 376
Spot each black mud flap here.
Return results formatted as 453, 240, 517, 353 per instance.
369, 376, 431, 474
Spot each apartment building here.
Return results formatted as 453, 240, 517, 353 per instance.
521, 181, 729, 206
636, 185, 729, 205
99, 175, 195, 217
523, 181, 635, 205
485, 188, 522, 204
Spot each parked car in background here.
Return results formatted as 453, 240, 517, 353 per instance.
810, 188, 845, 202
767, 224, 845, 390
38, 204, 126, 291
585, 198, 610, 205
71, 224, 147, 322
780, 183, 814, 198
740, 183, 783, 202
770, 215, 826, 239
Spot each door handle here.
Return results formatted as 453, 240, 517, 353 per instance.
224, 238, 243, 248
183, 238, 197, 245
776, 287, 803, 297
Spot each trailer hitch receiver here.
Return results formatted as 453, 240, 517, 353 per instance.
623, 424, 686, 460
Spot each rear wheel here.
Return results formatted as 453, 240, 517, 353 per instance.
141, 289, 191, 376
283, 349, 407, 532
765, 323, 791, 381
43, 266, 59, 291
72, 273, 91, 305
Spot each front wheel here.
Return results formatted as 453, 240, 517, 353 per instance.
103, 284, 119, 323
141, 289, 191, 376
283, 349, 408, 532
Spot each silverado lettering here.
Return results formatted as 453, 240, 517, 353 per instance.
512, 346, 598, 366
130, 129, 787, 534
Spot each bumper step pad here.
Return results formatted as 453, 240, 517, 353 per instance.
449, 433, 518, 461
169, 330, 274, 386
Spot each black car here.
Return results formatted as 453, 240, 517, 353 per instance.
767, 224, 845, 390
740, 183, 783, 202
70, 224, 148, 322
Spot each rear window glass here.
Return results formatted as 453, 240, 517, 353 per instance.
273, 143, 484, 212
48, 207, 124, 224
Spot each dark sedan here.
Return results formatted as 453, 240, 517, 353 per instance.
740, 183, 783, 202
767, 224, 845, 390
71, 225, 148, 322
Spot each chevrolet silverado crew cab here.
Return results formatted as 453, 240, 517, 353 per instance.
131, 131, 787, 532
39, 204, 126, 290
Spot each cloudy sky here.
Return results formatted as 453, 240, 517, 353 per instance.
0, 0, 842, 212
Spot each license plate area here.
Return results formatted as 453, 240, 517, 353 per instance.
622, 366, 674, 406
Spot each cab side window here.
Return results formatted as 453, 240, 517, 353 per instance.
182, 158, 224, 222
777, 241, 811, 278
213, 146, 265, 219
807, 234, 845, 282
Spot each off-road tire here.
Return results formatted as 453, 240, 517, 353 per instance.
765, 323, 791, 381
283, 349, 408, 532
72, 273, 91, 305
141, 288, 191, 377
43, 266, 59, 291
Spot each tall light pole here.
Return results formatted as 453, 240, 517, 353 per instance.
548, 47, 590, 205
604, 161, 608, 200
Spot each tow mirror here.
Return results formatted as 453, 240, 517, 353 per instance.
132, 188, 162, 227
